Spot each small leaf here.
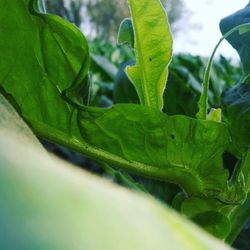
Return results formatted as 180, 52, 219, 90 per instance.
180, 197, 234, 239
207, 108, 221, 122
91, 54, 118, 80
192, 212, 231, 239
117, 18, 134, 47
126, 0, 173, 110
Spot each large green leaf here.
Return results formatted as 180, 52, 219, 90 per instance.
0, 94, 232, 250
126, 0, 172, 110
0, 0, 89, 131
78, 104, 238, 202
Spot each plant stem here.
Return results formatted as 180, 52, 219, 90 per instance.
27, 117, 203, 196
197, 23, 250, 120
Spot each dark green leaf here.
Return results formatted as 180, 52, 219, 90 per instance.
222, 83, 250, 157
180, 197, 232, 239
114, 61, 199, 117
113, 61, 140, 104
91, 53, 118, 81
220, 3, 250, 75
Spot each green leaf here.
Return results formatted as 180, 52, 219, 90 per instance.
114, 60, 199, 117
163, 66, 199, 117
197, 22, 250, 120
126, 0, 172, 110
0, 94, 232, 250
222, 83, 250, 157
78, 104, 237, 202
207, 108, 221, 122
117, 18, 134, 47
0, 0, 89, 130
180, 197, 232, 239
192, 212, 231, 239
220, 4, 250, 75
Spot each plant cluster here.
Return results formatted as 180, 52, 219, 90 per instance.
1, 0, 250, 248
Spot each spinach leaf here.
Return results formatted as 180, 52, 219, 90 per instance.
0, 0, 89, 131
126, 0, 172, 110
180, 197, 232, 239
78, 104, 235, 201
222, 83, 250, 157
220, 3, 250, 76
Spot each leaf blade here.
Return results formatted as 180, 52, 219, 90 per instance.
126, 0, 172, 110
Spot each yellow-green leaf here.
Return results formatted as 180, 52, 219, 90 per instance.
126, 0, 172, 110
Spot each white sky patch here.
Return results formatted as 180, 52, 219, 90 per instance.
173, 0, 248, 60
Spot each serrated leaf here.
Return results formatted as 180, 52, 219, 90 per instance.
126, 0, 172, 110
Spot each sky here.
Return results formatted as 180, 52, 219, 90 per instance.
174, 0, 248, 60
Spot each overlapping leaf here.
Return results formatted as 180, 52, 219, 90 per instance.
222, 83, 250, 157
78, 104, 233, 200
1, 94, 233, 250
220, 3, 250, 76
0, 0, 247, 229
0, 0, 89, 132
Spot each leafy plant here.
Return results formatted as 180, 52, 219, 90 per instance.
0, 0, 250, 247
1, 93, 231, 250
